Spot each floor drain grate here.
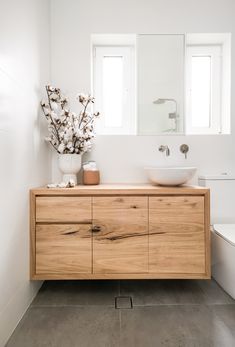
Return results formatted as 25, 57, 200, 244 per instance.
115, 296, 133, 309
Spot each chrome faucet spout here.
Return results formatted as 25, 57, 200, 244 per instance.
159, 145, 170, 157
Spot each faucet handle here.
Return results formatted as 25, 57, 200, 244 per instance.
180, 144, 189, 159
159, 145, 165, 152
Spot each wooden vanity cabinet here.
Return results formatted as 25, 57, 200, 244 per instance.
30, 185, 210, 280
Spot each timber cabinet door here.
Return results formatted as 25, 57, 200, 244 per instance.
149, 196, 206, 275
92, 196, 148, 273
36, 224, 92, 274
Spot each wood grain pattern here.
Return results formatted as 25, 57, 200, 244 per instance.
93, 196, 147, 209
149, 196, 205, 234
204, 190, 211, 277
31, 272, 210, 280
36, 196, 92, 223
30, 185, 211, 280
31, 184, 209, 196
30, 191, 36, 278
93, 196, 148, 273
149, 196, 206, 274
36, 224, 92, 274
149, 232, 205, 273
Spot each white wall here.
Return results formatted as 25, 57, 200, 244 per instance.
50, 0, 235, 184
0, 0, 51, 345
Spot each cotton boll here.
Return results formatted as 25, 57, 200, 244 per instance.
74, 120, 79, 128
51, 102, 59, 110
67, 179, 75, 188
61, 96, 68, 104
75, 129, 83, 137
88, 95, 95, 103
77, 93, 86, 103
47, 85, 55, 92
67, 141, 73, 149
41, 100, 47, 107
58, 182, 67, 188
44, 107, 51, 116
51, 111, 59, 120
47, 183, 58, 188
58, 143, 65, 153
60, 116, 67, 124
59, 131, 64, 139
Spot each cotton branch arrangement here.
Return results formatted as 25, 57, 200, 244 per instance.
41, 85, 100, 154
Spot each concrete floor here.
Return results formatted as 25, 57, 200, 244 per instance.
6, 279, 235, 347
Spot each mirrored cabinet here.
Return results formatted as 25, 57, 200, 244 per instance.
92, 33, 231, 135
137, 34, 185, 135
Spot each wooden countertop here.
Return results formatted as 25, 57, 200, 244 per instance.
31, 184, 209, 196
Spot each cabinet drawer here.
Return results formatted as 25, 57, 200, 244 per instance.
36, 224, 92, 274
149, 196, 204, 234
36, 196, 92, 223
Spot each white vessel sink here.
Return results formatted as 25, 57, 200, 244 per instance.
145, 166, 197, 186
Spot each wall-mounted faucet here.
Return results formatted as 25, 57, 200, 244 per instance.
159, 145, 170, 157
180, 144, 189, 159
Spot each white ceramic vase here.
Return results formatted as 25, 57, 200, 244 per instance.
58, 154, 82, 185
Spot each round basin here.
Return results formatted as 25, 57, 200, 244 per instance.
145, 166, 197, 186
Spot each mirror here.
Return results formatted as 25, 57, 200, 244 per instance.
92, 33, 231, 135
137, 34, 185, 135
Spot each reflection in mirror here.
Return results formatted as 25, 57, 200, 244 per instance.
92, 33, 231, 136
137, 34, 185, 135
185, 33, 231, 134
92, 34, 136, 135
153, 98, 178, 131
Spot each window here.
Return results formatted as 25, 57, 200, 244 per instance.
191, 56, 212, 128
93, 45, 136, 135
185, 34, 231, 134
